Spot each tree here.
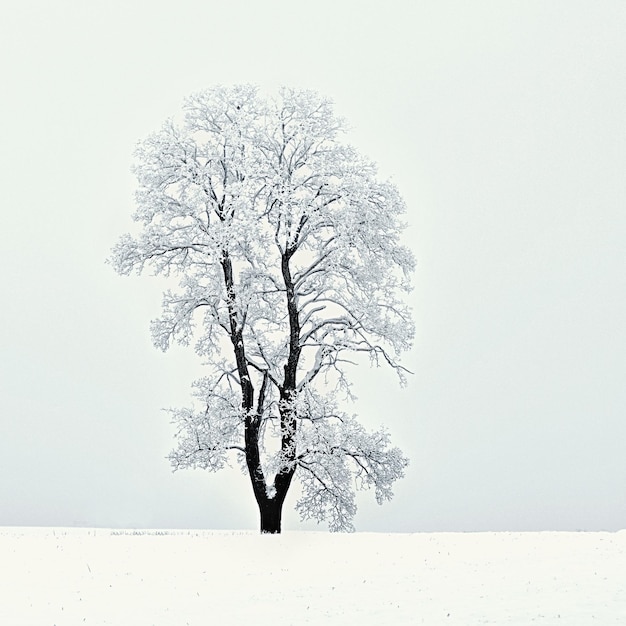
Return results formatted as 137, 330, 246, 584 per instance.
110, 85, 415, 533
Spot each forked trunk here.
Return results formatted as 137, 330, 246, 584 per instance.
255, 468, 295, 533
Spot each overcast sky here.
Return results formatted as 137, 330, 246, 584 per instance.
1, 1, 624, 532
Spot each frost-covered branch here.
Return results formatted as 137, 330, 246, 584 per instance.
110, 84, 415, 533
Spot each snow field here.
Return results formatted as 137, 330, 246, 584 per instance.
1, 528, 624, 625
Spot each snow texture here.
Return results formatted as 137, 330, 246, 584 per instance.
1, 527, 625, 624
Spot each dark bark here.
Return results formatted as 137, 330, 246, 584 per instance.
248, 247, 301, 533
221, 249, 268, 531
275, 248, 300, 517
219, 243, 302, 534
259, 497, 283, 534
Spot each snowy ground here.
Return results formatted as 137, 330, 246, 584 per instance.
1, 528, 624, 625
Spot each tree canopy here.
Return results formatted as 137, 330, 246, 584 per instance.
111, 85, 415, 532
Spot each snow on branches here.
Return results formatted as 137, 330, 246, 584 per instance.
110, 85, 414, 532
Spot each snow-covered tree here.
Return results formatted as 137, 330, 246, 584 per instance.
110, 85, 414, 533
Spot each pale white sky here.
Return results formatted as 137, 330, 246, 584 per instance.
1, 0, 624, 531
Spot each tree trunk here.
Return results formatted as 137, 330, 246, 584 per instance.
259, 496, 283, 534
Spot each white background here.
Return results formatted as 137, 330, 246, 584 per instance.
1, 0, 624, 531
